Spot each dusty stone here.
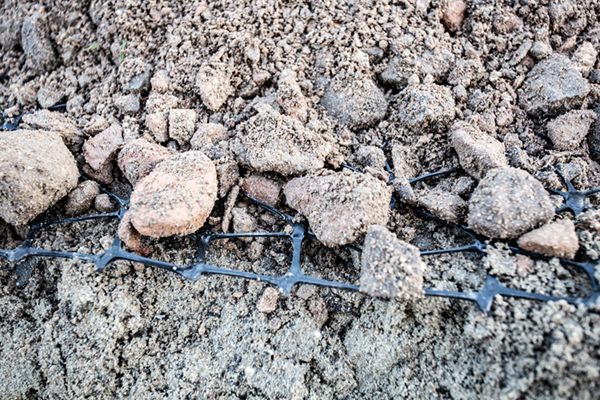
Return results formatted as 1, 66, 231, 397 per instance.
380, 48, 455, 89
83, 123, 124, 171
217, 162, 239, 198
468, 168, 555, 239
391, 144, 418, 180
395, 84, 455, 130
150, 70, 170, 93
547, 110, 597, 151
0, 18, 21, 51
450, 120, 508, 180
21, 12, 57, 73
64, 180, 100, 216
127, 151, 217, 237
257, 287, 279, 314
276, 69, 308, 122
81, 160, 114, 185
0, 130, 78, 225
572, 42, 598, 77
190, 123, 228, 150
21, 109, 84, 148
94, 194, 117, 214
518, 54, 590, 117
448, 58, 485, 88
117, 139, 177, 188
83, 115, 110, 136
37, 86, 63, 109
321, 79, 388, 129
145, 113, 168, 143
529, 40, 552, 59
119, 58, 152, 93
232, 104, 332, 176
416, 188, 467, 224
517, 219, 579, 259
441, 0, 467, 32
253, 70, 271, 85
118, 212, 142, 250
66, 95, 85, 116
232, 207, 258, 241
493, 13, 523, 34
146, 92, 179, 113
588, 107, 600, 151
196, 65, 234, 111
360, 225, 425, 301
284, 169, 392, 247
169, 109, 197, 146
115, 94, 141, 114
242, 175, 282, 207
356, 146, 386, 170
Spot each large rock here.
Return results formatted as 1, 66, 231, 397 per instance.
127, 151, 217, 237
0, 130, 78, 225
468, 168, 554, 239
450, 120, 508, 180
518, 54, 590, 117
546, 109, 597, 151
321, 79, 388, 129
117, 139, 177, 187
284, 169, 392, 247
395, 83, 455, 130
360, 225, 425, 301
21, 12, 57, 73
232, 105, 333, 176
517, 219, 579, 259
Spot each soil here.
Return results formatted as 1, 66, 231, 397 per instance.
2, 0, 600, 399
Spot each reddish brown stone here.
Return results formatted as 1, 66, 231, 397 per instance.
242, 175, 282, 207
442, 0, 467, 32
83, 123, 124, 171
117, 139, 177, 187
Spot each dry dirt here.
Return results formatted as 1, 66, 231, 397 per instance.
2, 0, 600, 399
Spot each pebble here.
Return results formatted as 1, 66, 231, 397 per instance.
321, 78, 388, 129
241, 175, 283, 207
448, 58, 485, 88
395, 83, 455, 130
83, 115, 110, 136
529, 40, 552, 59
284, 169, 392, 247
360, 225, 425, 301
468, 168, 555, 239
83, 123, 124, 171
450, 120, 508, 180
217, 162, 240, 198
190, 123, 228, 150
547, 110, 597, 151
0, 130, 78, 225
196, 65, 234, 111
572, 41, 598, 77
257, 287, 279, 314
253, 70, 271, 85
146, 92, 179, 113
94, 194, 117, 214
115, 93, 141, 114
380, 48, 455, 89
517, 220, 579, 259
169, 109, 197, 145
64, 180, 100, 216
120, 59, 152, 93
126, 151, 218, 237
66, 95, 85, 116
356, 146, 386, 170
145, 113, 169, 143
441, 0, 467, 32
232, 207, 258, 241
37, 86, 63, 109
588, 106, 600, 151
117, 139, 177, 187
415, 188, 467, 224
150, 70, 170, 93
518, 54, 590, 117
493, 13, 523, 34
21, 11, 57, 73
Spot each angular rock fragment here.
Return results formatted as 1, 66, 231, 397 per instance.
276, 69, 308, 122
0, 130, 78, 225
321, 79, 388, 129
117, 139, 177, 187
145, 113, 168, 143
21, 12, 57, 73
94, 194, 117, 214
169, 109, 197, 146
391, 144, 418, 180
284, 169, 392, 247
146, 92, 179, 113
242, 175, 282, 207
356, 146, 386, 170
448, 58, 485, 88
190, 123, 228, 150
217, 161, 239, 198
232, 105, 332, 176
257, 287, 279, 314
517, 219, 579, 259
83, 123, 124, 171
150, 70, 170, 93
119, 58, 152, 93
518, 54, 590, 117
83, 115, 110, 136
588, 107, 600, 151
360, 225, 425, 301
572, 41, 597, 77
196, 65, 234, 111
468, 168, 555, 239
416, 188, 467, 224
232, 207, 257, 240
380, 48, 455, 89
395, 84, 455, 130
547, 109, 597, 151
441, 0, 467, 32
115, 94, 140, 114
21, 109, 85, 148
450, 120, 508, 180
127, 151, 217, 237
37, 86, 63, 109
64, 180, 100, 216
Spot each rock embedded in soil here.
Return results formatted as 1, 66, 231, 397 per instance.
83, 115, 110, 136
196, 65, 234, 111
117, 139, 177, 188
232, 104, 333, 176
21, 109, 84, 149
217, 162, 240, 198
588, 107, 600, 151
83, 123, 124, 171
276, 69, 308, 122
37, 86, 63, 109
284, 169, 392, 247
415, 188, 467, 224
0, 130, 78, 225
450, 120, 508, 180
395, 83, 455, 130
546, 110, 597, 151
441, 0, 467, 32
146, 92, 179, 114
126, 151, 218, 237
169, 109, 197, 146
150, 70, 170, 93
190, 123, 228, 150
232, 207, 257, 240
257, 287, 279, 314
380, 48, 455, 89
115, 94, 141, 114
468, 168, 555, 239
242, 175, 282, 207
21, 11, 57, 73
94, 194, 117, 214
517, 219, 579, 259
360, 225, 425, 301
572, 41, 597, 77
356, 146, 386, 170
145, 113, 168, 143
119, 58, 152, 94
321, 78, 388, 129
518, 54, 590, 117
64, 180, 100, 216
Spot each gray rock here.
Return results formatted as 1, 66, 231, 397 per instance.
66, 95, 85, 117
395, 84, 455, 130
380, 48, 455, 89
321, 79, 388, 129
468, 168, 555, 239
547, 109, 597, 151
356, 146, 386, 170
21, 12, 57, 73
169, 109, 197, 146
360, 225, 425, 301
37, 86, 64, 109
0, 18, 22, 50
588, 107, 600, 151
115, 94, 141, 114
0, 130, 79, 225
518, 54, 590, 117
120, 60, 152, 93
